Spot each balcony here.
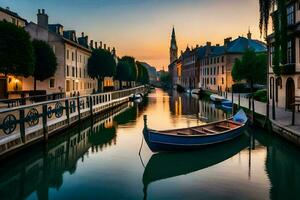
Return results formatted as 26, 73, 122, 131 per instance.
280, 63, 295, 75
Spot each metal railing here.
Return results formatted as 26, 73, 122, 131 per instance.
0, 93, 65, 108
0, 86, 146, 156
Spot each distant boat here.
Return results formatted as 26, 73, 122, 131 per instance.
210, 94, 226, 103
143, 109, 248, 152
130, 93, 143, 101
142, 134, 249, 199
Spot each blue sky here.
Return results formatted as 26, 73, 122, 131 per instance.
0, 0, 261, 69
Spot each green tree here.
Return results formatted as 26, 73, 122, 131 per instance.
136, 62, 149, 85
0, 21, 34, 77
116, 60, 131, 89
120, 56, 137, 86
32, 40, 57, 91
88, 49, 116, 92
232, 50, 267, 122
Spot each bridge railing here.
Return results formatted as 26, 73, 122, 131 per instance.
0, 85, 146, 155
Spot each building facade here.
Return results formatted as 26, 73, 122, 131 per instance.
0, 6, 27, 27
268, 0, 300, 110
198, 34, 266, 92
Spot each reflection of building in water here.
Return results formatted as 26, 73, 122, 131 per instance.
0, 102, 132, 200
169, 91, 198, 116
169, 90, 227, 122
198, 100, 227, 122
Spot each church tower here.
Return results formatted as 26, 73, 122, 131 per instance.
170, 27, 178, 63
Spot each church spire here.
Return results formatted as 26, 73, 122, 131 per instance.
170, 26, 178, 63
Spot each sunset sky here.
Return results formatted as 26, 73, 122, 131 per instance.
1, 0, 262, 70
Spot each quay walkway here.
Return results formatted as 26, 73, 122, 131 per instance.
225, 92, 300, 146
0, 86, 146, 158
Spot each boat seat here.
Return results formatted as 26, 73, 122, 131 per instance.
227, 120, 242, 126
177, 132, 190, 135
202, 128, 217, 133
216, 125, 231, 130
191, 128, 207, 135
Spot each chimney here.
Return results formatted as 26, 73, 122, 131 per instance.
100, 41, 103, 49
90, 40, 94, 49
104, 43, 106, 50
37, 9, 48, 29
224, 37, 232, 46
95, 42, 98, 49
206, 42, 211, 46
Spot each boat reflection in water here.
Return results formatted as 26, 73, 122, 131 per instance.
142, 133, 249, 200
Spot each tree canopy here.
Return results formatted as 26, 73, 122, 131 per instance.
120, 56, 137, 82
88, 49, 116, 91
32, 40, 57, 82
0, 21, 34, 77
116, 60, 131, 82
136, 62, 149, 84
232, 49, 267, 86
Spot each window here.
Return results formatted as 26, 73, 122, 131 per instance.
221, 56, 224, 62
76, 67, 78, 77
287, 40, 293, 64
72, 67, 75, 77
66, 50, 69, 60
287, 5, 295, 25
222, 78, 224, 85
222, 66, 225, 74
72, 52, 74, 61
72, 80, 75, 90
66, 65, 69, 76
49, 78, 55, 88
79, 68, 82, 78
66, 80, 70, 92
217, 66, 219, 74
298, 76, 300, 89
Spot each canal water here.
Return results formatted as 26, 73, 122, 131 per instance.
0, 89, 299, 200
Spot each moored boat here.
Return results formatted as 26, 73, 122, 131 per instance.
221, 100, 233, 110
210, 94, 226, 103
143, 109, 248, 152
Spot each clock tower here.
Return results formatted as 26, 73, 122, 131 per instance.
170, 27, 178, 63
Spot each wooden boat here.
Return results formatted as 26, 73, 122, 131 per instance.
210, 94, 226, 103
143, 109, 248, 152
142, 134, 249, 199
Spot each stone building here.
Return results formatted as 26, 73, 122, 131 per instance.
198, 33, 266, 92
268, 0, 300, 110
0, 6, 27, 27
180, 46, 198, 90
0, 8, 118, 99
24, 9, 97, 97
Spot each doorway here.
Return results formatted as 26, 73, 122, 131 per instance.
286, 77, 295, 110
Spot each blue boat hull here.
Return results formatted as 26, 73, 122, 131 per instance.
143, 125, 247, 152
